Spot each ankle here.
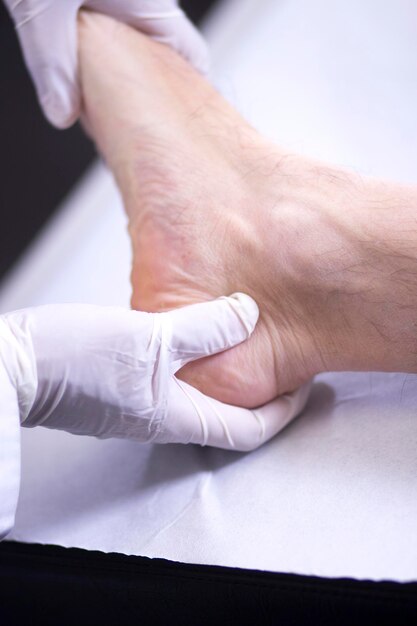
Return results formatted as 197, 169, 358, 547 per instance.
251, 150, 368, 375
263, 152, 417, 375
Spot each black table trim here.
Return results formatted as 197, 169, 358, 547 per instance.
0, 540, 416, 625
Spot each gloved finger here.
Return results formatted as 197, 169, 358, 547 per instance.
158, 379, 313, 450
86, 0, 209, 73
164, 293, 259, 371
12, 2, 82, 128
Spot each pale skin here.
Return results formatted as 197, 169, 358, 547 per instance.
78, 11, 417, 409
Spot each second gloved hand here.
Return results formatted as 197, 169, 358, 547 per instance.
3, 0, 208, 128
0, 295, 310, 451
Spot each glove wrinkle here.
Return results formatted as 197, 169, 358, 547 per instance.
203, 394, 237, 449
0, 317, 37, 424
0, 299, 310, 451
174, 377, 209, 446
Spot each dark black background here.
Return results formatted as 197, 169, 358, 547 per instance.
0, 0, 217, 280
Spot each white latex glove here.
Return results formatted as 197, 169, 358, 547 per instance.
3, 0, 208, 128
0, 295, 310, 451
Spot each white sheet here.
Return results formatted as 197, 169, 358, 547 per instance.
1, 0, 417, 581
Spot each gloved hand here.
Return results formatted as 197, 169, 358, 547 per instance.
3, 0, 208, 128
0, 295, 310, 451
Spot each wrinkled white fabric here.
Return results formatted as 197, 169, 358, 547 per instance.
3, 0, 208, 127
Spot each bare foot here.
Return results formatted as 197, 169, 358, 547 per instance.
78, 12, 396, 406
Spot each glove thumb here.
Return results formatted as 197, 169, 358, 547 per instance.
12, 2, 81, 128
165, 293, 259, 372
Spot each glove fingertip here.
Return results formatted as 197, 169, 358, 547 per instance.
40, 90, 80, 129
36, 66, 81, 129
224, 293, 259, 338
165, 11, 210, 74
